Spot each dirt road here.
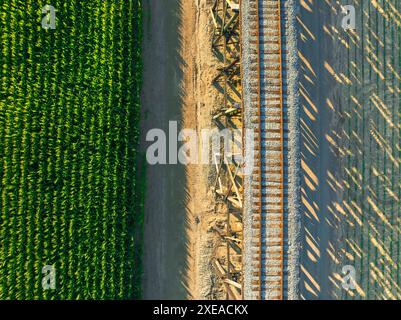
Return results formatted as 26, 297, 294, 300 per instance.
140, 0, 224, 300
140, 0, 188, 300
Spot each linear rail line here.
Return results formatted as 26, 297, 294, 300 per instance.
249, 0, 288, 300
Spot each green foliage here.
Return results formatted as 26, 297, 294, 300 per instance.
0, 0, 143, 299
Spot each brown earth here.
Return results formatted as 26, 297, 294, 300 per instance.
141, 0, 227, 299
181, 0, 229, 300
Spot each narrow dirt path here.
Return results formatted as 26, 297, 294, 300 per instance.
140, 0, 188, 299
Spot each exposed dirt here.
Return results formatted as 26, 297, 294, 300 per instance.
141, 0, 228, 300
140, 0, 188, 300
182, 0, 229, 300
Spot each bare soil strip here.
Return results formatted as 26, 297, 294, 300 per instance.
141, 0, 229, 299
141, 0, 188, 299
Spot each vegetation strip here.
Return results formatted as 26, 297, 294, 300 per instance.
0, 0, 143, 299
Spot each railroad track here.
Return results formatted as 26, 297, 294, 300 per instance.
248, 0, 288, 300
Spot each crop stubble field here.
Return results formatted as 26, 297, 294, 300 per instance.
340, 0, 401, 299
0, 0, 143, 299
299, 0, 401, 300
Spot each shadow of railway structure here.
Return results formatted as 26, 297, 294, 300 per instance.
209, 0, 244, 300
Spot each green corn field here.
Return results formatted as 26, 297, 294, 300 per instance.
0, 0, 143, 299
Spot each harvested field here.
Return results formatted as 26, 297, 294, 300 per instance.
339, 0, 401, 300
299, 0, 401, 299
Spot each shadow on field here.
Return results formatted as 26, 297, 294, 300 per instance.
298, 0, 401, 300
298, 0, 345, 300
